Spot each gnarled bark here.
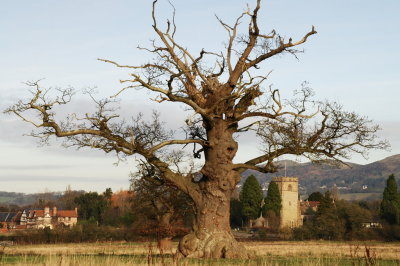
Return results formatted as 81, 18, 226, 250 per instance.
177, 119, 253, 259
178, 179, 252, 259
178, 192, 253, 259
178, 225, 250, 259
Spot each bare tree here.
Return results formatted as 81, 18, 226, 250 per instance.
5, 0, 388, 258
130, 160, 195, 245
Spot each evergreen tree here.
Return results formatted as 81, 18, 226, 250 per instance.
336, 200, 372, 239
380, 174, 400, 225
74, 188, 112, 224
230, 198, 243, 228
314, 191, 344, 240
307, 191, 324, 202
263, 181, 282, 216
239, 175, 263, 222
317, 191, 335, 214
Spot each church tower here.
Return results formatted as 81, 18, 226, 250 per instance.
272, 177, 302, 228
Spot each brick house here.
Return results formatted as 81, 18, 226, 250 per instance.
25, 207, 78, 229
0, 212, 20, 232
0, 207, 78, 231
300, 200, 320, 223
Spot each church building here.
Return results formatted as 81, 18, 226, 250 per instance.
272, 177, 302, 228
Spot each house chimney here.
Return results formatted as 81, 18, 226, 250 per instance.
44, 206, 50, 215
53, 206, 57, 216
75, 207, 78, 216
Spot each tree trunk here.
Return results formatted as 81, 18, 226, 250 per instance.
177, 119, 254, 259
177, 188, 253, 259
156, 209, 173, 252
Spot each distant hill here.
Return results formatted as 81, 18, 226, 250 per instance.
0, 191, 36, 206
242, 154, 400, 200
2, 155, 399, 204
0, 191, 62, 206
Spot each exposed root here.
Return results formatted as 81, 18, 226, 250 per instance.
177, 230, 254, 259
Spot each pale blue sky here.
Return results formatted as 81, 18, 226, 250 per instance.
1, 0, 399, 193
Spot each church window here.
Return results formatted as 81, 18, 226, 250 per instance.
288, 184, 293, 191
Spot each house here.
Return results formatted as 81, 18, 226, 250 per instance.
25, 207, 78, 229
300, 200, 320, 212
300, 200, 320, 223
362, 222, 382, 228
0, 207, 78, 232
0, 212, 19, 232
250, 215, 267, 228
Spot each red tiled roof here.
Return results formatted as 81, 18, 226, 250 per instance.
28, 209, 77, 218
308, 201, 320, 208
32, 210, 45, 217
300, 201, 320, 208
57, 210, 77, 218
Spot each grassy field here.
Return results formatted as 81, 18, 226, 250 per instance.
0, 196, 14, 204
339, 193, 381, 201
1, 241, 400, 265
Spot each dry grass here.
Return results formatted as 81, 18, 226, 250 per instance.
245, 240, 400, 260
4, 242, 156, 256
1, 241, 400, 265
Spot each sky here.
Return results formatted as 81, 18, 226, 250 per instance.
1, 0, 399, 193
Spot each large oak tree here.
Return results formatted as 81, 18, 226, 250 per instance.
5, 0, 387, 259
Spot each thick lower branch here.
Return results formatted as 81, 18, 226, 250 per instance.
231, 163, 276, 174
149, 139, 205, 154
146, 155, 201, 202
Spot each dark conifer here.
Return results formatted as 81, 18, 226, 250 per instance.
263, 181, 282, 216
380, 174, 400, 225
314, 191, 344, 240
307, 191, 324, 202
239, 175, 263, 222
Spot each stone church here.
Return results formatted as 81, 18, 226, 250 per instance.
272, 177, 302, 228
250, 176, 302, 229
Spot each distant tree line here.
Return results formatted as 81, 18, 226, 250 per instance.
1, 174, 400, 244
295, 174, 400, 241
230, 175, 282, 230
0, 173, 194, 244
230, 174, 400, 242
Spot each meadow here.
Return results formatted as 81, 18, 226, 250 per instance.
1, 241, 400, 265
339, 193, 382, 201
